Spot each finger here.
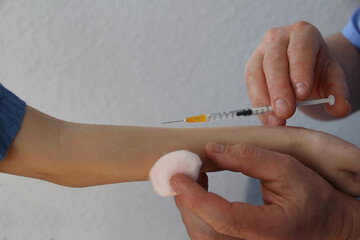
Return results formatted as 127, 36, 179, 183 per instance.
245, 47, 286, 126
174, 196, 214, 239
262, 28, 296, 120
245, 47, 279, 126
171, 174, 281, 239
321, 60, 351, 118
335, 145, 360, 172
171, 174, 235, 231
205, 142, 289, 181
316, 137, 360, 196
174, 198, 242, 240
333, 171, 360, 197
287, 22, 321, 100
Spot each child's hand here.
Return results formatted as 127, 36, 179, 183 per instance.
293, 128, 360, 196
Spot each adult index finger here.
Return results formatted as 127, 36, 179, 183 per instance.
262, 27, 296, 120
245, 47, 285, 126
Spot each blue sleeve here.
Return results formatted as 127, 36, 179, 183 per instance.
0, 83, 26, 161
342, 7, 360, 51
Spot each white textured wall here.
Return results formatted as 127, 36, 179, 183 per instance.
0, 1, 359, 239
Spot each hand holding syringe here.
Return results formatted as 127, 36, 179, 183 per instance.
162, 95, 335, 124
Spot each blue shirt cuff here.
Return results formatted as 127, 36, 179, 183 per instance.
0, 83, 26, 161
342, 7, 360, 51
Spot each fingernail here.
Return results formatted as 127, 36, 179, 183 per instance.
208, 142, 226, 153
267, 114, 279, 126
170, 179, 181, 194
275, 98, 289, 116
345, 99, 351, 114
295, 82, 307, 96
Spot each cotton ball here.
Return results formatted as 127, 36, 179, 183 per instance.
149, 150, 202, 197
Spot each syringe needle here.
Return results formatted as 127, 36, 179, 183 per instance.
162, 119, 185, 124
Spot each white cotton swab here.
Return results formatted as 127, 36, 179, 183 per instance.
149, 150, 202, 197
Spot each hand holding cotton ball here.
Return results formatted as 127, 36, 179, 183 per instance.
149, 150, 202, 197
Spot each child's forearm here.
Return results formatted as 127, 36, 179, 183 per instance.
0, 106, 297, 187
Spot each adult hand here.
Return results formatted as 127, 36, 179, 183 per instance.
245, 21, 350, 125
171, 142, 360, 239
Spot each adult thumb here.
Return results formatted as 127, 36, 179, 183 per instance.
322, 62, 351, 118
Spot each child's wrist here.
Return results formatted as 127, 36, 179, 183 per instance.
285, 126, 311, 156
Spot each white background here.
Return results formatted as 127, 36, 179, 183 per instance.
0, 1, 359, 239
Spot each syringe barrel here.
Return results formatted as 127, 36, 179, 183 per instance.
207, 111, 238, 121
207, 107, 273, 122
251, 106, 273, 115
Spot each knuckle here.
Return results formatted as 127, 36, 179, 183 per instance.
291, 21, 320, 37
231, 143, 258, 159
265, 46, 286, 64
291, 20, 312, 31
214, 222, 234, 236
212, 215, 237, 235
287, 43, 315, 64
288, 40, 313, 53
189, 198, 204, 215
244, 67, 258, 89
267, 77, 288, 93
263, 27, 281, 44
289, 60, 309, 74
289, 61, 312, 85
244, 49, 264, 85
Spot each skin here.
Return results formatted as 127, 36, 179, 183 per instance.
1, 106, 359, 194
244, 21, 360, 125
171, 143, 360, 239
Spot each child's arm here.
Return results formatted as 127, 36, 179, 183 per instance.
1, 106, 359, 197
0, 106, 297, 187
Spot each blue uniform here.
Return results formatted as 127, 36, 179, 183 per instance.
342, 7, 360, 51
0, 84, 26, 161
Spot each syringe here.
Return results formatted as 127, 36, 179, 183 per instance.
162, 95, 335, 124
